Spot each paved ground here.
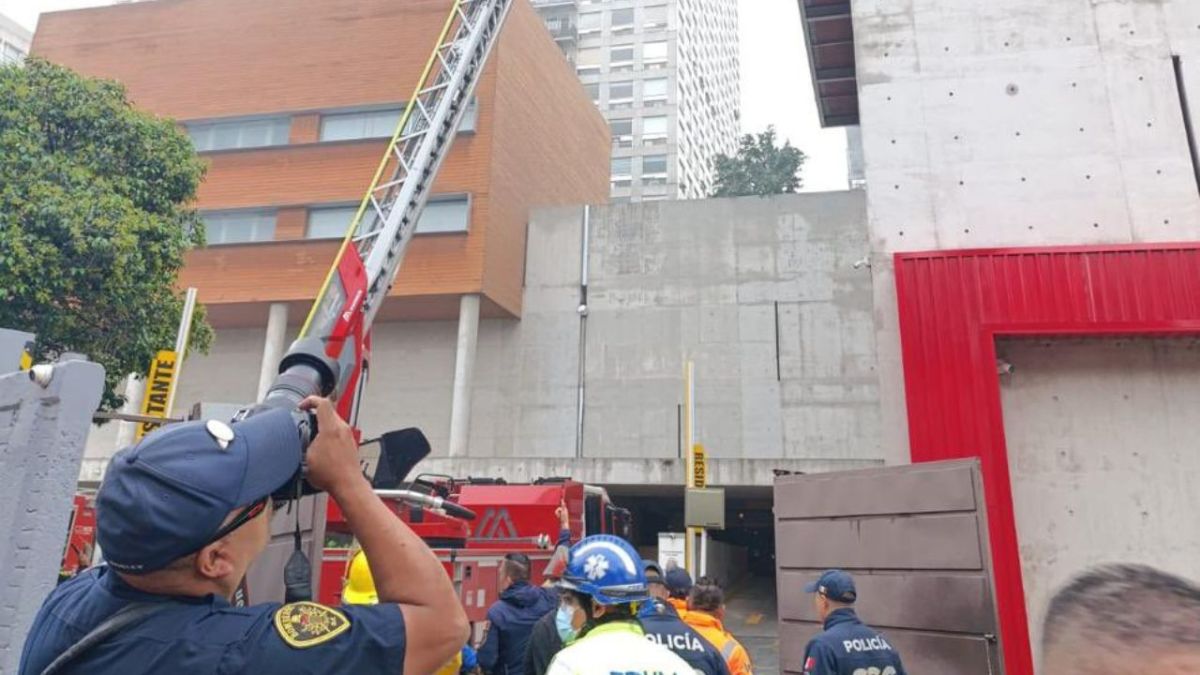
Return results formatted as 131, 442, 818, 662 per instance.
723, 574, 779, 675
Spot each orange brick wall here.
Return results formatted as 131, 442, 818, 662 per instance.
485, 1, 610, 315
33, 0, 603, 324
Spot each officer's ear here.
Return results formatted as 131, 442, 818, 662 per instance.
194, 540, 237, 580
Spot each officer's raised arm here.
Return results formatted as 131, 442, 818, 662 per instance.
301, 396, 470, 675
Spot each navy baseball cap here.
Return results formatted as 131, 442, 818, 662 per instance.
805, 569, 857, 603
97, 408, 302, 574
665, 568, 693, 595
643, 560, 664, 578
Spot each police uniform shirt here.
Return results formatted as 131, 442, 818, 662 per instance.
18, 566, 407, 675
801, 608, 906, 675
637, 599, 730, 675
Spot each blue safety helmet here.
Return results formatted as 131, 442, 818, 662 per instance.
558, 534, 649, 605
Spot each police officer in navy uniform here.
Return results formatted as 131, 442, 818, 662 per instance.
638, 561, 730, 675
801, 570, 906, 675
19, 397, 468, 675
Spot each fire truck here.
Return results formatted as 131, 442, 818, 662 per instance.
317, 432, 631, 622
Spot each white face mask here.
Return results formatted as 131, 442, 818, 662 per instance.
555, 604, 578, 643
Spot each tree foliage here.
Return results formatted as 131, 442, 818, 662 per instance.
710, 126, 807, 197
0, 58, 212, 411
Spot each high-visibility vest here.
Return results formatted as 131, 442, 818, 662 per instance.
683, 611, 753, 675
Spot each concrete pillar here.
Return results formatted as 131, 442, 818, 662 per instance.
113, 375, 144, 451
257, 303, 290, 400
448, 294, 480, 457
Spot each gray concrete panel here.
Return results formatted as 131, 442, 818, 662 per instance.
0, 358, 104, 672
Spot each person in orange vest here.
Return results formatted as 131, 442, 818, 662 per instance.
663, 568, 693, 616
682, 578, 753, 675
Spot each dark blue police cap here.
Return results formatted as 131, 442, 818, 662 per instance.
96, 409, 302, 574
805, 569, 857, 603
665, 568, 693, 595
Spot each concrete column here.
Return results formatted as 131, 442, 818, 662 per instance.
257, 303, 290, 400
448, 294, 481, 457
113, 375, 144, 451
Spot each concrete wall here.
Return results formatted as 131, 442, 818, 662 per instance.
86, 194, 886, 486
852, 0, 1200, 465
998, 338, 1200, 660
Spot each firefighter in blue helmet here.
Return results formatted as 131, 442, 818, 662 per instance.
800, 570, 907, 675
545, 536, 693, 675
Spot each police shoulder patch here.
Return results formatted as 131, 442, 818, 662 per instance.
273, 601, 351, 648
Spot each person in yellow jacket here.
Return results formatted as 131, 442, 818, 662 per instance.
683, 578, 753, 675
344, 550, 477, 675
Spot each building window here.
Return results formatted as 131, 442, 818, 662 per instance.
307, 196, 470, 239
644, 5, 668, 29
610, 46, 635, 71
611, 157, 632, 187
643, 78, 669, 102
202, 209, 277, 245
584, 82, 601, 104
187, 117, 291, 152
611, 8, 634, 31
577, 47, 602, 74
611, 118, 633, 147
642, 154, 668, 176
643, 41, 668, 66
320, 108, 402, 141
579, 11, 601, 32
418, 195, 471, 233
1, 42, 25, 65
642, 115, 669, 145
609, 80, 634, 110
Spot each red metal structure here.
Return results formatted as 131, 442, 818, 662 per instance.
894, 243, 1200, 674
60, 493, 97, 580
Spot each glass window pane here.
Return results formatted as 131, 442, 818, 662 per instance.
644, 5, 668, 27
202, 209, 276, 245
643, 115, 669, 135
320, 108, 403, 141
186, 118, 290, 152
579, 12, 601, 31
611, 119, 633, 136
611, 46, 634, 63
644, 41, 668, 60
643, 155, 668, 174
611, 8, 634, 28
418, 197, 470, 233
459, 98, 479, 132
578, 47, 602, 67
644, 78, 668, 98
611, 157, 632, 176
584, 82, 600, 102
610, 81, 633, 100
307, 206, 360, 239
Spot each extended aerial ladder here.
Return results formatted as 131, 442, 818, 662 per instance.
255, 0, 514, 433
227, 0, 515, 601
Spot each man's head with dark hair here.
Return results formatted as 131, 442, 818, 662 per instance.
498, 552, 531, 593
687, 577, 725, 617
1042, 564, 1200, 674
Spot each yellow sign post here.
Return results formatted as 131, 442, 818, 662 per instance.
692, 443, 706, 488
136, 350, 178, 439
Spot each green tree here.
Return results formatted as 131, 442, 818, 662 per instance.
0, 58, 212, 411
710, 126, 807, 197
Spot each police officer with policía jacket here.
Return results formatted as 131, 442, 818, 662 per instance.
801, 570, 907, 675
638, 561, 730, 675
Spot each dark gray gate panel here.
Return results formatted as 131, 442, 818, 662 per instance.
775, 459, 1002, 674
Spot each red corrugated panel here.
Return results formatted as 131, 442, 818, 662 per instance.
895, 243, 1200, 675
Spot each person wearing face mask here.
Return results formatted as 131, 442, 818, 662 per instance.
545, 536, 692, 675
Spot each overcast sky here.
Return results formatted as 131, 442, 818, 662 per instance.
2, 0, 849, 192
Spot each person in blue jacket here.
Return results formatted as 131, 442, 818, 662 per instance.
800, 570, 906, 675
478, 551, 558, 675
637, 561, 730, 675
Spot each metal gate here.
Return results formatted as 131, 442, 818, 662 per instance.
774, 459, 1002, 674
